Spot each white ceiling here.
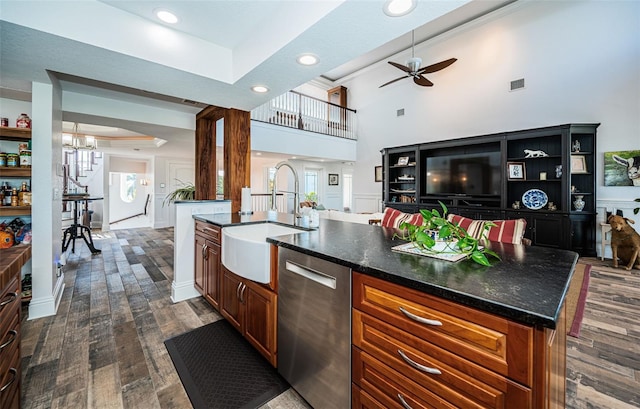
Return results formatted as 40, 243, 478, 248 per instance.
0, 0, 514, 159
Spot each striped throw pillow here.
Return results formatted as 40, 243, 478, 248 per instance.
446, 214, 487, 241
381, 207, 424, 228
447, 214, 527, 245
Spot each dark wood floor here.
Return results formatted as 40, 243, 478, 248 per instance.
20, 229, 639, 408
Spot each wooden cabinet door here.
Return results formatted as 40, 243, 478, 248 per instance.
220, 267, 242, 332
204, 240, 220, 310
194, 234, 206, 295
243, 281, 277, 366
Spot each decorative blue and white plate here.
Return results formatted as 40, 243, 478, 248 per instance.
522, 189, 548, 210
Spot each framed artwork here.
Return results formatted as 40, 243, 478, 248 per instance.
507, 162, 526, 180
604, 150, 640, 186
375, 166, 383, 182
328, 173, 339, 185
571, 155, 588, 174
397, 156, 409, 166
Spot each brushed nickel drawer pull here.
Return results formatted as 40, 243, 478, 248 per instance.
0, 368, 17, 393
399, 306, 442, 326
0, 330, 17, 351
236, 282, 243, 300
397, 393, 413, 409
0, 292, 18, 308
240, 284, 246, 304
398, 349, 442, 375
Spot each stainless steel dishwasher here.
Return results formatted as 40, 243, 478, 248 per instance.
277, 248, 351, 409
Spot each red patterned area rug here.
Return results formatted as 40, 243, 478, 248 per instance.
566, 263, 591, 338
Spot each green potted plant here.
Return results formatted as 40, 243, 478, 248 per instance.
395, 202, 500, 266
163, 181, 195, 206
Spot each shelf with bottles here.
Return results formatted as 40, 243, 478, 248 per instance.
0, 167, 31, 178
0, 206, 31, 217
0, 127, 31, 141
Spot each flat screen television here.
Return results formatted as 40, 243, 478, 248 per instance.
425, 152, 501, 196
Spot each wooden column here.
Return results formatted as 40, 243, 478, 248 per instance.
195, 105, 250, 212
223, 109, 251, 213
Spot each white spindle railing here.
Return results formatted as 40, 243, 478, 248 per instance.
251, 90, 357, 140
252, 193, 287, 213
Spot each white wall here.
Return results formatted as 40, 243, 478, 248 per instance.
342, 0, 639, 214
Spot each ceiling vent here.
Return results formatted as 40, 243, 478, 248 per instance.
510, 78, 525, 91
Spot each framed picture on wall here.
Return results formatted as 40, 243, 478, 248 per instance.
328, 174, 339, 185
507, 162, 526, 180
375, 166, 383, 182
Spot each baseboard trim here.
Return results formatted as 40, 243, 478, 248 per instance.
28, 275, 66, 320
171, 280, 200, 303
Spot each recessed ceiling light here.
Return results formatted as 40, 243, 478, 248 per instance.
251, 85, 269, 93
155, 9, 179, 24
297, 54, 319, 66
383, 0, 416, 17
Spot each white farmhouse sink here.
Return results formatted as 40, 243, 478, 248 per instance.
222, 223, 304, 283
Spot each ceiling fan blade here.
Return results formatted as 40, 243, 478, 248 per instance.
414, 75, 434, 87
388, 61, 411, 73
379, 76, 410, 88
417, 58, 457, 74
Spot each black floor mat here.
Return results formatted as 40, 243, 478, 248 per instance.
164, 319, 290, 409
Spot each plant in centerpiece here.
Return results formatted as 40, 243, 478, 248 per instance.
394, 202, 500, 266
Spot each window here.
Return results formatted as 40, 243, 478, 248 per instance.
343, 173, 353, 210
266, 167, 276, 193
217, 170, 224, 196
120, 173, 137, 203
304, 168, 320, 202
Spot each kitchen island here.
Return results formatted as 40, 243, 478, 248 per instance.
195, 212, 577, 408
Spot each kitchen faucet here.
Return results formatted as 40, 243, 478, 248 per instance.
271, 161, 300, 217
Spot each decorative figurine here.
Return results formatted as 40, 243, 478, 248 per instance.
555, 165, 562, 178
512, 200, 521, 210
573, 195, 585, 211
547, 202, 557, 211
572, 140, 581, 152
524, 149, 549, 158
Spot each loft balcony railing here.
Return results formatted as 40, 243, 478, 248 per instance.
251, 90, 357, 140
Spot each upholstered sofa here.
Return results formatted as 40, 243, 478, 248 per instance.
317, 209, 385, 225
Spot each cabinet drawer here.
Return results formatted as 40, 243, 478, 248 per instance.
195, 221, 221, 243
353, 310, 531, 408
353, 347, 458, 409
353, 272, 533, 386
0, 329, 20, 408
352, 383, 393, 409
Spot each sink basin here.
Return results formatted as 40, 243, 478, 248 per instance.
222, 223, 304, 283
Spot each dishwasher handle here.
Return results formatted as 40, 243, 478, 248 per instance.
284, 260, 337, 289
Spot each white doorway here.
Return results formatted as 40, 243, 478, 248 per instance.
108, 172, 152, 230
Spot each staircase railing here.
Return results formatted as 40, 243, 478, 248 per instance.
251, 90, 357, 140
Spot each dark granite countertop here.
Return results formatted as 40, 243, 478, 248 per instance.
194, 212, 578, 329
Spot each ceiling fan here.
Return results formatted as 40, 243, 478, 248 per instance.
379, 30, 457, 88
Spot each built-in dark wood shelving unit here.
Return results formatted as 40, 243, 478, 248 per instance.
381, 123, 600, 256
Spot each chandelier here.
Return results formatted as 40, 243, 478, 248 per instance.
62, 123, 97, 150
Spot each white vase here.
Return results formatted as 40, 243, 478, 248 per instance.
573, 195, 585, 211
